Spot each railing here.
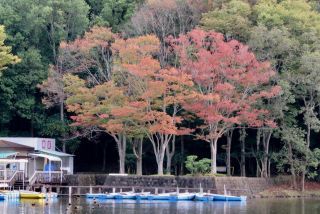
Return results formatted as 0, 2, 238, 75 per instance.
29, 171, 65, 186
0, 170, 24, 188
8, 171, 24, 187
0, 170, 16, 180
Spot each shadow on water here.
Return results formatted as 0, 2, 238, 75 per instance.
0, 197, 319, 214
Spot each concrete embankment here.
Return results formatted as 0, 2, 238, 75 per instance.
64, 174, 291, 196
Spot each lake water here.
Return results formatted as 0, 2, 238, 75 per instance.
0, 197, 319, 214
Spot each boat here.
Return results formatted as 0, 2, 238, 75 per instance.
86, 193, 117, 199
0, 193, 5, 200
114, 192, 136, 200
86, 193, 106, 199
19, 191, 46, 199
0, 190, 19, 199
147, 192, 177, 201
173, 193, 195, 201
194, 193, 215, 201
213, 194, 247, 201
135, 192, 151, 200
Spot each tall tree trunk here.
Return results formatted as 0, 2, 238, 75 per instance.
149, 134, 173, 175
288, 142, 297, 189
132, 138, 143, 176
226, 129, 233, 176
60, 101, 66, 153
301, 123, 311, 191
102, 143, 107, 171
261, 130, 272, 178
256, 129, 261, 177
240, 129, 246, 177
165, 136, 175, 175
210, 138, 218, 174
115, 134, 126, 174
180, 136, 184, 175
156, 148, 165, 175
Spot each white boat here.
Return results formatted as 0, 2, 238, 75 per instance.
194, 193, 215, 201
173, 192, 195, 200
114, 192, 137, 200
147, 192, 177, 200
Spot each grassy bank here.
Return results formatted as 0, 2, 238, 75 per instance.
255, 182, 320, 198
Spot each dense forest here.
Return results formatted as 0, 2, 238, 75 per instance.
1, 0, 320, 191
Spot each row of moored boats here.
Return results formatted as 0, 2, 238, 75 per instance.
86, 192, 247, 202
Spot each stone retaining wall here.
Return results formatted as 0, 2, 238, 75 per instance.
65, 174, 291, 196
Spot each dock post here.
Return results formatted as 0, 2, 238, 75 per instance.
69, 186, 72, 197
112, 187, 115, 193
77, 187, 80, 195
57, 187, 60, 195
155, 188, 158, 194
132, 187, 134, 192
98, 187, 101, 193
120, 188, 122, 193
90, 186, 92, 194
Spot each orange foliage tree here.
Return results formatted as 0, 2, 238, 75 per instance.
169, 29, 281, 174
113, 35, 193, 175
63, 74, 132, 174
59, 27, 115, 85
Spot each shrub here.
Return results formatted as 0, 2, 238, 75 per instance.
185, 155, 211, 175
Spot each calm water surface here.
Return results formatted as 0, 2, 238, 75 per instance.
0, 197, 319, 214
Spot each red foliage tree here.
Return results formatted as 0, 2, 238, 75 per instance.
113, 35, 193, 175
169, 28, 281, 174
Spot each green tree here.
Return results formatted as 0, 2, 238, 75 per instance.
0, 25, 20, 71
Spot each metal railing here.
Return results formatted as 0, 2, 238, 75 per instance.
0, 170, 16, 180
29, 171, 64, 186
0, 170, 24, 188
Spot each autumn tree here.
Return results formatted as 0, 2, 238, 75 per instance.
170, 29, 281, 174
126, 0, 206, 66
113, 35, 193, 175
59, 27, 115, 85
64, 74, 131, 174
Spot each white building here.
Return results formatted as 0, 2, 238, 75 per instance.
0, 137, 74, 187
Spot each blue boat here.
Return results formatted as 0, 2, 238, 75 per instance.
0, 194, 5, 200
147, 193, 177, 201
213, 194, 247, 201
85, 193, 117, 199
194, 193, 215, 201
174, 193, 195, 201
85, 193, 106, 199
135, 192, 151, 200
114, 192, 136, 200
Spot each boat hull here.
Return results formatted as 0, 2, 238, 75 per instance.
0, 194, 5, 200
175, 193, 195, 201
194, 194, 214, 201
147, 194, 176, 201
114, 194, 136, 200
20, 192, 45, 199
86, 193, 116, 199
213, 195, 247, 201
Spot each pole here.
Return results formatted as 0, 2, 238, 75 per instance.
49, 160, 51, 183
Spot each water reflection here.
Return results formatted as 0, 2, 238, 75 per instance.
0, 197, 319, 214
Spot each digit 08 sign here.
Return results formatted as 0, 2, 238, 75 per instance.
37, 138, 55, 151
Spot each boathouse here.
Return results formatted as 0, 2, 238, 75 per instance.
0, 137, 73, 188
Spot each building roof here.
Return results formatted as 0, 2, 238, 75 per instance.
29, 153, 62, 162
0, 151, 18, 158
38, 150, 74, 157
